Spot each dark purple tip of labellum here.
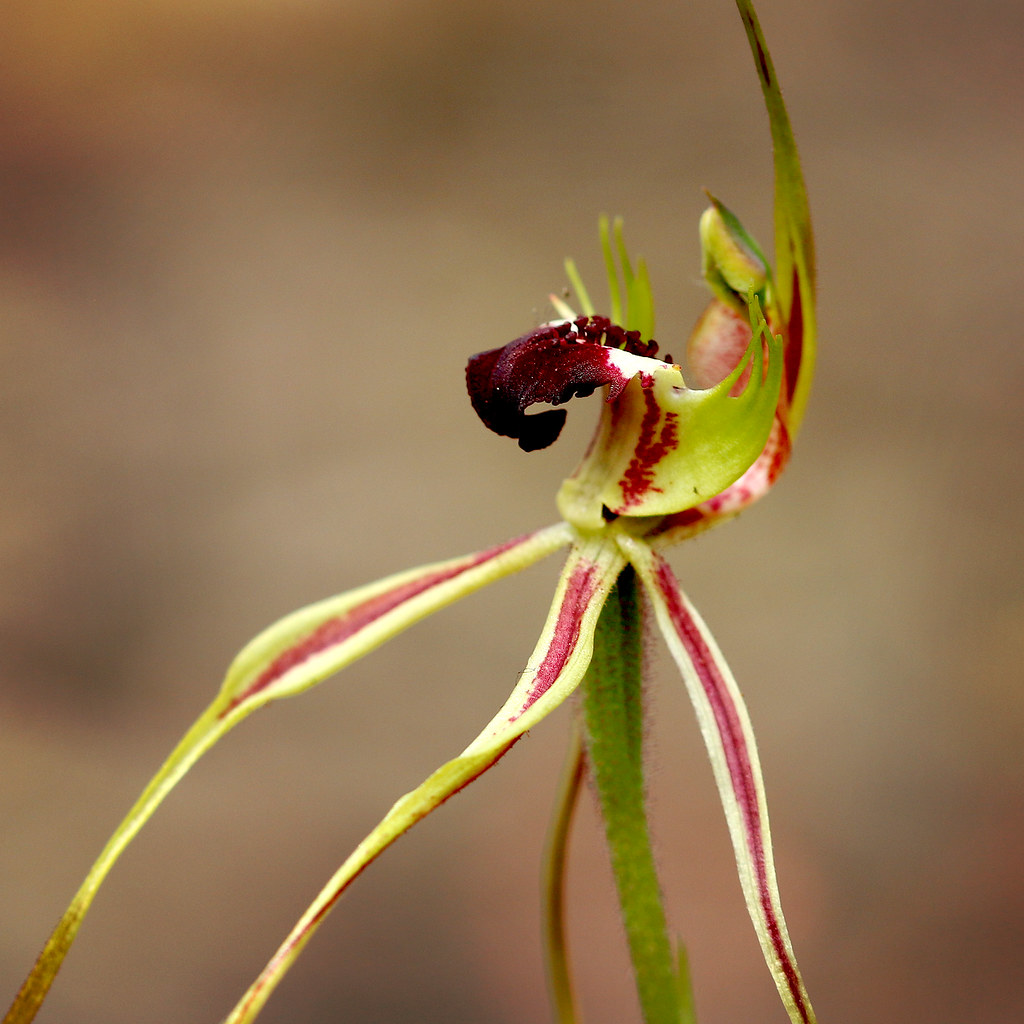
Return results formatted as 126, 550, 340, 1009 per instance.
466, 316, 660, 452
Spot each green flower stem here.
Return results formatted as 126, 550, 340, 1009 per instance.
581, 566, 684, 1024
4, 700, 237, 1024
674, 944, 697, 1024
542, 721, 586, 1024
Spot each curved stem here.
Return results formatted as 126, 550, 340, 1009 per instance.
581, 566, 684, 1024
542, 721, 586, 1024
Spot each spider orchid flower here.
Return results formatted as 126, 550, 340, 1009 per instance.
4, 3, 818, 1024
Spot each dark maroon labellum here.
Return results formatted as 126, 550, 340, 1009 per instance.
466, 317, 659, 452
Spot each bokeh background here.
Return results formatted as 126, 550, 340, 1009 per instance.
2, 1, 1022, 1022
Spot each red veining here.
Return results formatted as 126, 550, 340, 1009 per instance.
784, 262, 804, 408
653, 555, 811, 1023
617, 386, 678, 508
223, 534, 531, 715
686, 299, 754, 392
510, 559, 599, 721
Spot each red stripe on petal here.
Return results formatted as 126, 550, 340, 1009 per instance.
653, 558, 761, 843
224, 535, 531, 715
617, 386, 678, 509
508, 559, 599, 722
652, 555, 812, 1024
784, 262, 804, 408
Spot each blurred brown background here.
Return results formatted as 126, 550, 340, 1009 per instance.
1, 0, 1022, 1022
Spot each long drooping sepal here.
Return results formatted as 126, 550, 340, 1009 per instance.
735, 0, 816, 434
3, 525, 570, 1024
622, 538, 816, 1024
217, 523, 572, 715
221, 537, 626, 1024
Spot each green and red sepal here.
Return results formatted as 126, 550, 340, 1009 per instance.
556, 295, 782, 528
216, 523, 572, 718
221, 536, 626, 1024
623, 536, 817, 1024
467, 298, 782, 531
2, 525, 572, 1024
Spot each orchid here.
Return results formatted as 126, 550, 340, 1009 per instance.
5, 2, 818, 1023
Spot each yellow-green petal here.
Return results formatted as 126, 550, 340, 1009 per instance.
221, 537, 626, 1024
557, 297, 782, 527
735, 0, 816, 435
623, 536, 817, 1024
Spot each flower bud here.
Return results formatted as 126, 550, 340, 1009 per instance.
699, 196, 769, 310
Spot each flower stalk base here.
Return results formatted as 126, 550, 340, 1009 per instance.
582, 566, 694, 1024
